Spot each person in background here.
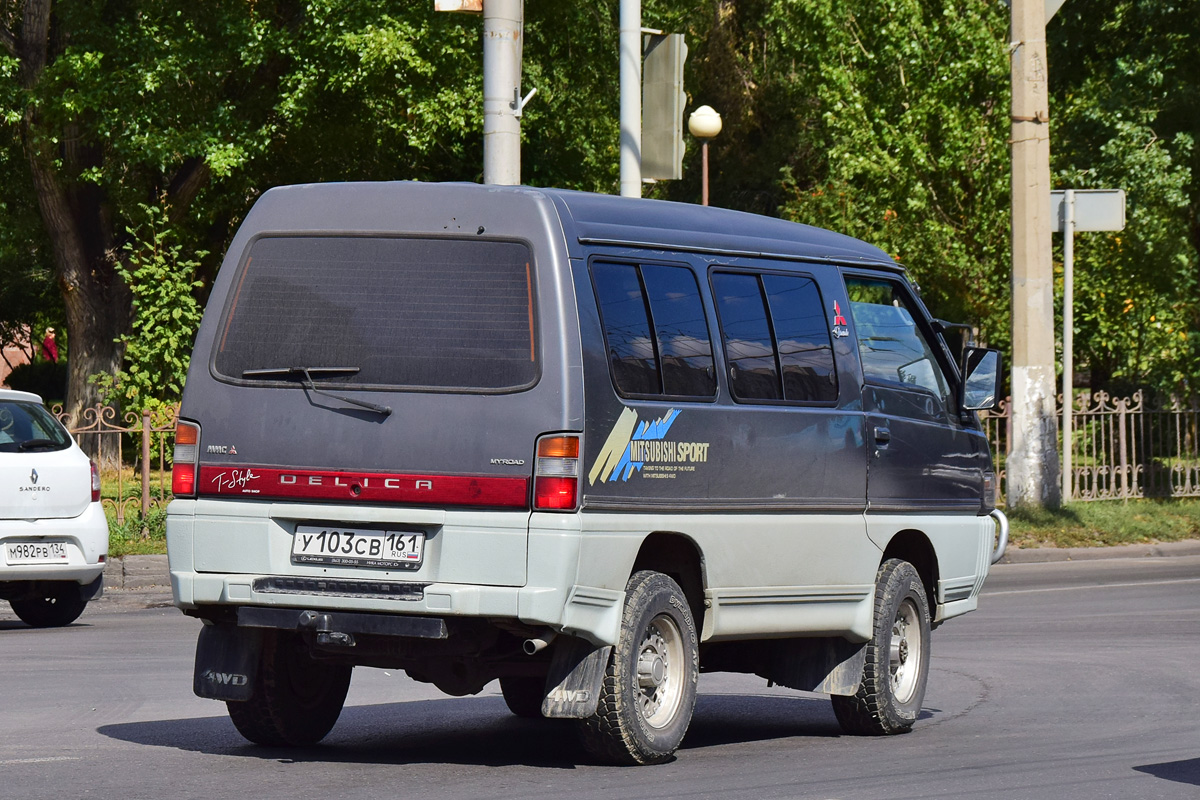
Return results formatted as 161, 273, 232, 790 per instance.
40, 327, 58, 363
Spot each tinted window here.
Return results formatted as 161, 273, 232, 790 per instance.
0, 401, 71, 453
712, 272, 781, 400
761, 275, 838, 403
214, 237, 537, 391
592, 262, 662, 395
641, 266, 717, 396
846, 277, 950, 401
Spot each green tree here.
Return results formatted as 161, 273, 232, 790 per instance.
0, 119, 61, 380
91, 202, 204, 422
768, 0, 1012, 350
1049, 1, 1199, 396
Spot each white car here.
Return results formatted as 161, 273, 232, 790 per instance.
1, 389, 107, 627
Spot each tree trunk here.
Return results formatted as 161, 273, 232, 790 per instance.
24, 149, 130, 463
15, 0, 130, 463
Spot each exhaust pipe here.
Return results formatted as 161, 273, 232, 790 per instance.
523, 630, 557, 655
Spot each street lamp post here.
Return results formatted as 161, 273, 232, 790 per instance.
687, 105, 722, 206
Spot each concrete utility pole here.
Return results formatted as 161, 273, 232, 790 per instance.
619, 0, 641, 197
482, 0, 523, 185
1008, 0, 1061, 507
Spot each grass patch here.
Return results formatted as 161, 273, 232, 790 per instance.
106, 507, 168, 557
1007, 498, 1200, 549
98, 465, 171, 557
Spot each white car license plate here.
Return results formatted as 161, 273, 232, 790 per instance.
6, 541, 69, 565
291, 526, 425, 570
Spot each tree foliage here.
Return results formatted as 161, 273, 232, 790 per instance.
766, 0, 1012, 352
91, 202, 204, 423
1049, 0, 1199, 396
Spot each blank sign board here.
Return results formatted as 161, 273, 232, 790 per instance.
1050, 189, 1126, 232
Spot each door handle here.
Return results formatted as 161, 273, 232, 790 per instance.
873, 426, 891, 446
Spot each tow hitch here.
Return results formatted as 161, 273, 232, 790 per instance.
299, 610, 356, 647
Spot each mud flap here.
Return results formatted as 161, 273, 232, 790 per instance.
540, 636, 612, 719
193, 623, 263, 701
761, 638, 868, 696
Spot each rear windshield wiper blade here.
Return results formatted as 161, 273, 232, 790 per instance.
242, 367, 392, 418
18, 438, 61, 451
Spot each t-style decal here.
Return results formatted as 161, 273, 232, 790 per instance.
588, 408, 711, 484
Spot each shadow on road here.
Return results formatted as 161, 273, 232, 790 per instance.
96, 692, 848, 767
0, 619, 92, 632
1134, 758, 1200, 787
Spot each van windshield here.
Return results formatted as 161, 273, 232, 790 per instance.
214, 236, 538, 392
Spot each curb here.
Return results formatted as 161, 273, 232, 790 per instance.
103, 554, 170, 590
998, 539, 1200, 564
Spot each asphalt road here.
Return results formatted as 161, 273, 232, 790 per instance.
1, 556, 1197, 800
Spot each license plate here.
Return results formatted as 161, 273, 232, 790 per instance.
6, 541, 68, 565
291, 526, 425, 570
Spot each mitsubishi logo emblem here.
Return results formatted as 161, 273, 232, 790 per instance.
30, 468, 38, 485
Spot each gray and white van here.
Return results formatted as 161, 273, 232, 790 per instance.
166, 181, 1006, 765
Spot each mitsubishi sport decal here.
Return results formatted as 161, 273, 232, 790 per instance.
588, 407, 711, 484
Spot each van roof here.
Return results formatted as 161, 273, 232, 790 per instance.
544, 186, 899, 269
247, 182, 901, 271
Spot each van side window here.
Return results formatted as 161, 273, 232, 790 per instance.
845, 277, 950, 402
712, 272, 782, 400
593, 262, 662, 395
641, 265, 717, 397
762, 275, 838, 402
592, 262, 716, 398
712, 271, 838, 403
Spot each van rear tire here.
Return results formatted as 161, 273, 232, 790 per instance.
831, 559, 930, 735
227, 630, 352, 746
577, 571, 699, 765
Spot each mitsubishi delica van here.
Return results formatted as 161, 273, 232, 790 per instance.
166, 181, 1007, 765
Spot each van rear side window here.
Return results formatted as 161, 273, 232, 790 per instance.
592, 262, 716, 399
214, 237, 537, 391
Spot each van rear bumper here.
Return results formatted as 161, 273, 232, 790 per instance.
166, 499, 626, 646
168, 570, 623, 647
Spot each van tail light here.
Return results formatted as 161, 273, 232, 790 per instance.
90, 460, 101, 503
533, 434, 580, 511
983, 473, 996, 510
172, 421, 201, 497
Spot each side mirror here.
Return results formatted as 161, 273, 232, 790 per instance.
960, 347, 1002, 411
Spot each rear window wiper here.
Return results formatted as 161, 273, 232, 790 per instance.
242, 367, 392, 418
18, 438, 62, 451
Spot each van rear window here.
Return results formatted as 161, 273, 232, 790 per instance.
214, 237, 537, 391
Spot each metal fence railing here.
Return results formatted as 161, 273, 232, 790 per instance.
980, 392, 1200, 504
56, 404, 175, 525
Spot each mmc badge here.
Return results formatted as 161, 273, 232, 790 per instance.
588, 408, 711, 485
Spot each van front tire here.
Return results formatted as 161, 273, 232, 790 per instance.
578, 571, 699, 765
227, 630, 352, 747
832, 559, 931, 735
